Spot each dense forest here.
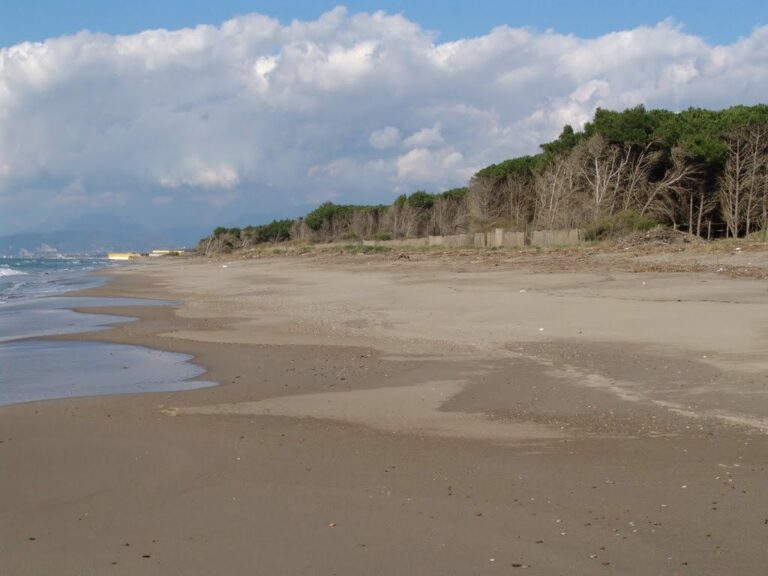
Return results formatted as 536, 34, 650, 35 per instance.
202, 105, 768, 252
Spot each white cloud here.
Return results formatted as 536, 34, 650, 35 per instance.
397, 147, 464, 182
252, 54, 279, 93
159, 160, 240, 189
403, 124, 444, 148
369, 126, 401, 149
1, 10, 767, 233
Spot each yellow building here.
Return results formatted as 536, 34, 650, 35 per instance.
107, 252, 142, 261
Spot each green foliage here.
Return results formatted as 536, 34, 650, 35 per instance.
372, 232, 393, 241
243, 219, 293, 243
304, 202, 387, 232
584, 106, 658, 146
438, 187, 469, 201
579, 104, 768, 164
394, 189, 466, 210
536, 104, 768, 166
305, 202, 354, 230
474, 155, 544, 182
540, 125, 582, 155
305, 202, 336, 230
213, 226, 241, 238
406, 191, 435, 209
584, 211, 660, 241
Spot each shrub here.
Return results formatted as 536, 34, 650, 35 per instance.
584, 211, 660, 241
305, 202, 355, 231
255, 219, 293, 243
343, 244, 392, 254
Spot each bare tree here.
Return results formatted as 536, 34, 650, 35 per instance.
761, 168, 768, 240
290, 219, 312, 242
641, 147, 702, 225
745, 124, 768, 236
719, 125, 768, 237
467, 177, 504, 232
720, 135, 745, 237
430, 195, 468, 235
533, 154, 580, 229
644, 148, 705, 232
574, 135, 632, 221
389, 199, 409, 238
502, 172, 535, 229
349, 209, 384, 239
621, 145, 662, 212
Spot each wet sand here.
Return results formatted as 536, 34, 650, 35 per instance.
2, 251, 768, 575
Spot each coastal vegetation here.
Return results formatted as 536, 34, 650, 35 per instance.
200, 105, 768, 253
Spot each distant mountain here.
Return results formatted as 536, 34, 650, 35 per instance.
0, 212, 206, 256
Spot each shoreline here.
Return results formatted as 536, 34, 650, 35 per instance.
2, 253, 768, 574
0, 269, 215, 406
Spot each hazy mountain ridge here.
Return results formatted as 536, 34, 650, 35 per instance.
0, 212, 205, 256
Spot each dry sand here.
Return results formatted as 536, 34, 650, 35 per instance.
2, 247, 768, 575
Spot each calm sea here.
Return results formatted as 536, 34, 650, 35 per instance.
0, 257, 215, 406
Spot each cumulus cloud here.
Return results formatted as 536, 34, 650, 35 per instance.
0, 8, 767, 233
159, 160, 240, 189
369, 126, 401, 149
403, 124, 444, 148
397, 147, 465, 182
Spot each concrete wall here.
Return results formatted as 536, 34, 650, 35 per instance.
502, 231, 526, 247
530, 229, 584, 246
363, 228, 583, 249
362, 238, 428, 248
445, 234, 472, 247
428, 234, 471, 247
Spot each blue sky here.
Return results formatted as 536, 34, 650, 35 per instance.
1, 2, 767, 237
2, 0, 767, 47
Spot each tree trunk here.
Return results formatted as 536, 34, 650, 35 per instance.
688, 197, 694, 234
697, 194, 704, 237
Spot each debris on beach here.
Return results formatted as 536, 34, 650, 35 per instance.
613, 228, 705, 249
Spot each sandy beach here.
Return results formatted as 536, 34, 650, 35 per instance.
2, 247, 768, 575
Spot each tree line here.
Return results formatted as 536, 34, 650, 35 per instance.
202, 105, 768, 252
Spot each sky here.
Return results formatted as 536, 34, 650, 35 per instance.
1, 1, 767, 235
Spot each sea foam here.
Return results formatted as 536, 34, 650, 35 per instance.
0, 266, 26, 277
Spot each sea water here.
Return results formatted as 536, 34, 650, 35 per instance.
0, 256, 110, 302
0, 257, 215, 406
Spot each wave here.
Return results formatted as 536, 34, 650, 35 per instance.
0, 266, 27, 277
